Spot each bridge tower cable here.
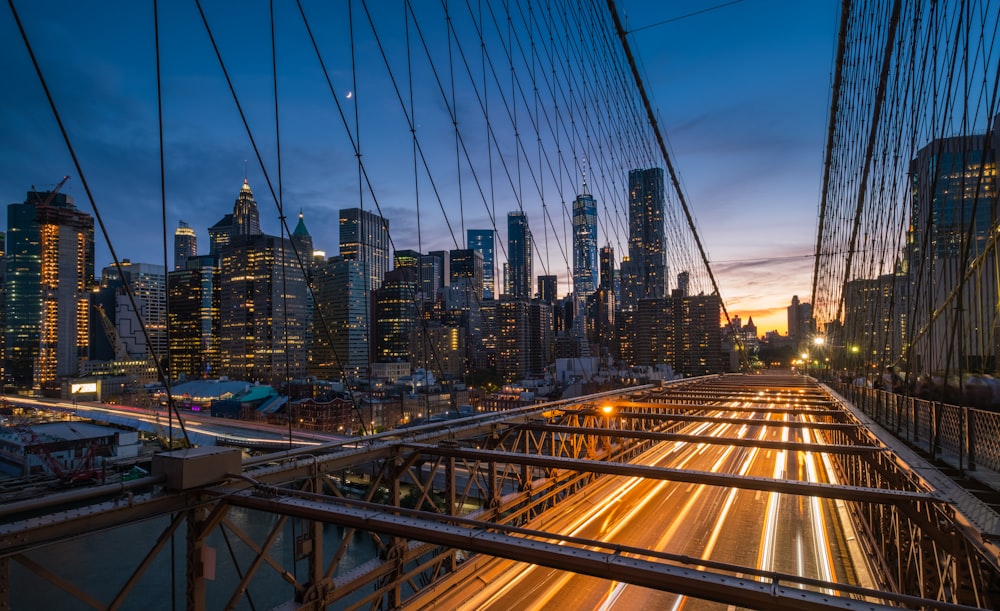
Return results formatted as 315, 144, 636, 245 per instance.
810, 0, 852, 313
7, 0, 193, 447
606, 0, 749, 370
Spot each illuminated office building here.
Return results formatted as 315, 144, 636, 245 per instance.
168, 255, 220, 379
506, 212, 532, 300
572, 181, 598, 323
622, 168, 666, 309
467, 229, 495, 299
312, 256, 368, 377
340, 208, 390, 291
218, 234, 308, 385
174, 220, 197, 270
4, 190, 94, 390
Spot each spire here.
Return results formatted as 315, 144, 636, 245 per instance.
581, 156, 589, 196
232, 178, 262, 237
292, 209, 310, 237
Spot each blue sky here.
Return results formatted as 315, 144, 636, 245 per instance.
1, 1, 838, 334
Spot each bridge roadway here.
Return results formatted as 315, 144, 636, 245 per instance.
2, 373, 1000, 610
412, 402, 868, 609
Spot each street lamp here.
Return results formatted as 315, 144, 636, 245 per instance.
801, 352, 810, 377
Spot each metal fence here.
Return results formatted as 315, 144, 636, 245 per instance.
831, 382, 1000, 474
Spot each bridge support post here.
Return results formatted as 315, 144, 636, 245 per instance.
966, 408, 976, 471
184, 506, 210, 611
0, 556, 8, 610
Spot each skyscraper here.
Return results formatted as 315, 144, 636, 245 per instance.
218, 234, 308, 384
313, 256, 369, 376
572, 181, 598, 314
232, 179, 262, 238
174, 220, 197, 270
905, 120, 999, 372
208, 214, 233, 257
340, 208, 390, 291
450, 248, 485, 302
168, 255, 220, 379
537, 275, 557, 304
467, 229, 495, 299
506, 211, 532, 300
97, 261, 167, 360
623, 168, 667, 309
4, 190, 94, 390
373, 267, 419, 363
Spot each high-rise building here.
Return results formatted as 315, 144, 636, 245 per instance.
174, 220, 197, 270
506, 212, 532, 300
232, 179, 263, 238
449, 248, 484, 302
678, 294, 723, 375
393, 249, 421, 271
208, 214, 233, 257
340, 208, 390, 291
572, 182, 598, 319
373, 267, 419, 363
906, 121, 999, 372
497, 300, 530, 380
622, 168, 667, 309
787, 295, 813, 343
4, 190, 94, 390
168, 255, 220, 379
467, 229, 496, 299
537, 275, 557, 304
313, 256, 369, 377
634, 294, 722, 375
588, 245, 616, 351
419, 253, 443, 306
96, 261, 167, 361
218, 234, 308, 385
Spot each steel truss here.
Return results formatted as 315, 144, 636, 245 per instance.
1, 375, 998, 609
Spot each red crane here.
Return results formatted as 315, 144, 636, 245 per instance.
3, 400, 99, 485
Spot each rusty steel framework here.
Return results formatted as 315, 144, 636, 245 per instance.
2, 375, 1000, 610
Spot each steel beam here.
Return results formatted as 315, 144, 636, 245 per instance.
408, 443, 937, 504
518, 423, 883, 454
226, 490, 962, 611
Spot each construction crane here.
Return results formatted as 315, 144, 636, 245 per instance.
92, 305, 186, 449
30, 175, 70, 206
3, 399, 99, 485
94, 304, 130, 362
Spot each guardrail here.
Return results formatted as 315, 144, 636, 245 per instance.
829, 382, 1000, 474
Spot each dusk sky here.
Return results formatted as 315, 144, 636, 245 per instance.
0, 1, 838, 335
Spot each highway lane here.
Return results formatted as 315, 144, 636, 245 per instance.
417, 398, 872, 610
6, 396, 344, 447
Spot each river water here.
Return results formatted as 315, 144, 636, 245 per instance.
11, 505, 378, 610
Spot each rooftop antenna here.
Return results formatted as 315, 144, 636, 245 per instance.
243, 159, 248, 182
582, 155, 589, 195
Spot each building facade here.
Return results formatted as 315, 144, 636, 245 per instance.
218, 234, 308, 385
4, 191, 94, 391
572, 183, 598, 324
167, 255, 220, 379
467, 229, 495, 299
622, 168, 667, 309
506, 212, 532, 300
340, 207, 390, 291
173, 220, 197, 271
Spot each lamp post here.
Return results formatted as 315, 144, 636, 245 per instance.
801, 352, 810, 377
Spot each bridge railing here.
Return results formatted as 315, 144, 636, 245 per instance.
830, 382, 1000, 474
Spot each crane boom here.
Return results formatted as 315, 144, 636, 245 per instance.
93, 304, 130, 362
30, 175, 70, 206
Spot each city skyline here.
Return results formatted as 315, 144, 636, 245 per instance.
0, 2, 839, 335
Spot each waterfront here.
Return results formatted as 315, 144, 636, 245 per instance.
10, 504, 378, 610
